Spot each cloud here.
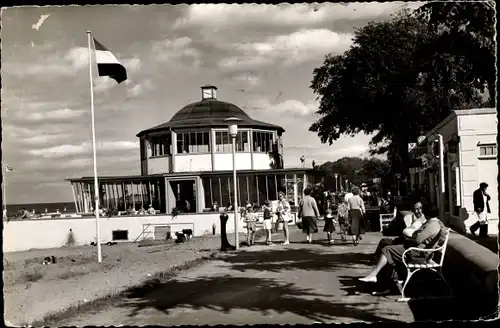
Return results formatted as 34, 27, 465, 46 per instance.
17, 108, 85, 122
26, 140, 139, 158
122, 57, 142, 72
248, 98, 319, 117
65, 47, 88, 70
175, 3, 422, 30
227, 72, 263, 88
218, 29, 353, 72
151, 37, 201, 68
17, 134, 72, 147
127, 79, 153, 97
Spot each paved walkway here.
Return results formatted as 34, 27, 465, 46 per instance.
52, 226, 418, 325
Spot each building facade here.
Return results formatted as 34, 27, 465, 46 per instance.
68, 85, 313, 215
409, 108, 498, 235
4, 85, 315, 252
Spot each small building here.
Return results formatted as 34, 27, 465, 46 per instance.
409, 108, 498, 235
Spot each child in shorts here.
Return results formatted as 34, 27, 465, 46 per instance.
262, 200, 274, 246
244, 204, 257, 246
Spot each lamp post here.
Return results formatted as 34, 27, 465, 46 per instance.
334, 173, 338, 192
224, 117, 241, 250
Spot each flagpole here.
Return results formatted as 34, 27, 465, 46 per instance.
3, 167, 7, 219
87, 30, 102, 263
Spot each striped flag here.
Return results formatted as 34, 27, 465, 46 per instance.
93, 38, 127, 84
5, 164, 14, 172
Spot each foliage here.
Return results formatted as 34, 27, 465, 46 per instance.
309, 4, 495, 177
415, 1, 496, 106
312, 156, 391, 190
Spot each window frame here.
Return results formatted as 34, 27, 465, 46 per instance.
149, 134, 171, 158
214, 129, 250, 153
176, 131, 211, 155
252, 130, 275, 153
478, 143, 497, 159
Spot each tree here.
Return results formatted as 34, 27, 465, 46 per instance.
309, 6, 494, 179
415, 1, 496, 107
313, 156, 391, 190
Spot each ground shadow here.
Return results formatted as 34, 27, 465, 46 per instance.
117, 274, 403, 323
216, 248, 374, 273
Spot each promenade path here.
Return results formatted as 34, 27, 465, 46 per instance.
49, 224, 430, 325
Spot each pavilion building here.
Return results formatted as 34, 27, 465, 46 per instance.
67, 85, 313, 216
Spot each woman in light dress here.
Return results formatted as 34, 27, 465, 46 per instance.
277, 191, 292, 245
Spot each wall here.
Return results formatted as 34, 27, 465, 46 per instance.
175, 154, 212, 172
456, 111, 498, 234
3, 213, 246, 253
252, 153, 272, 170
213, 153, 252, 170
147, 156, 171, 174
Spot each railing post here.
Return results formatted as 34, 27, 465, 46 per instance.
220, 212, 235, 251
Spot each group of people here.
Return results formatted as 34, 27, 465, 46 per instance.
125, 204, 156, 216
241, 191, 293, 246
240, 186, 373, 246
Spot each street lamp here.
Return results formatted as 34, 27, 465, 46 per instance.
334, 173, 338, 192
224, 117, 241, 250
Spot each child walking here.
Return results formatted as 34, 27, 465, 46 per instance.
337, 198, 350, 242
244, 204, 257, 246
323, 208, 336, 244
262, 200, 274, 246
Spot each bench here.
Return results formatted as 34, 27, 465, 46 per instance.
379, 214, 395, 232
396, 228, 452, 302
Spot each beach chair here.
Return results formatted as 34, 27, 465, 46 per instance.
396, 228, 452, 302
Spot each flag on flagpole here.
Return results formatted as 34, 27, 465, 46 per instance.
5, 164, 14, 172
92, 38, 127, 84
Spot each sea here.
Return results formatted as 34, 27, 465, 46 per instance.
6, 202, 77, 214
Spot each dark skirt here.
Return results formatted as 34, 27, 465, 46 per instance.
348, 209, 363, 236
302, 216, 318, 234
323, 218, 335, 233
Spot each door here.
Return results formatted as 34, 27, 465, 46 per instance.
168, 179, 197, 213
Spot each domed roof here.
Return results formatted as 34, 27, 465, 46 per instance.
137, 95, 285, 137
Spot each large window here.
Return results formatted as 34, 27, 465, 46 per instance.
176, 131, 210, 154
253, 131, 274, 153
215, 131, 249, 153
150, 135, 171, 157
201, 173, 305, 210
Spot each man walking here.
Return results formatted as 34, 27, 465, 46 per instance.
470, 182, 491, 237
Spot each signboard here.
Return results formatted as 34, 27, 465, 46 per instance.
408, 143, 417, 153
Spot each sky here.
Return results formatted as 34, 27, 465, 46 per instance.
1, 2, 424, 204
